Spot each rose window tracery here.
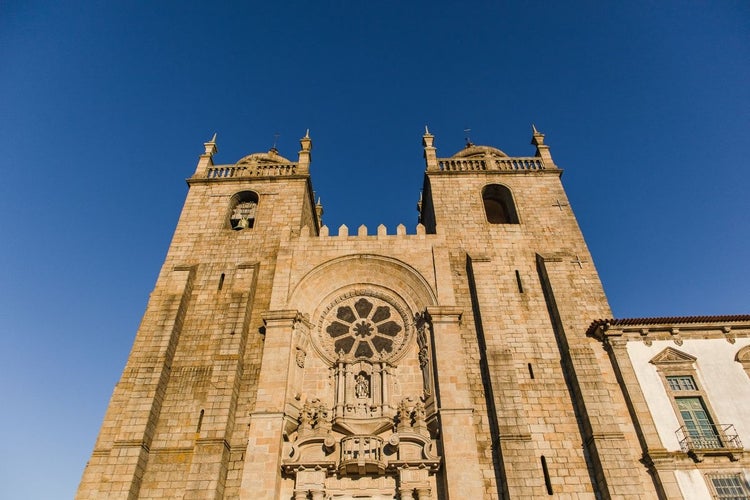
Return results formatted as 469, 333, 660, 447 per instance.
326, 297, 402, 358
315, 293, 410, 363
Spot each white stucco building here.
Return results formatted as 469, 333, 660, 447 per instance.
589, 316, 750, 499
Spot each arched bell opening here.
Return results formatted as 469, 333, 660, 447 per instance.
482, 183, 519, 224
227, 190, 259, 230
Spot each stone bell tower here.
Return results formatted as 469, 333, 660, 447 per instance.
79, 127, 660, 499
76, 131, 321, 499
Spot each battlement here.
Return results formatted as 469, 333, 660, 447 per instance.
298, 223, 431, 239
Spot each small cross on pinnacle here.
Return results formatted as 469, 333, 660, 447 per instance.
272, 133, 280, 149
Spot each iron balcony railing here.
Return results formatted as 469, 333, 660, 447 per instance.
676, 424, 742, 453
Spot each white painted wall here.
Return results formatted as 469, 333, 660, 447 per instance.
675, 469, 712, 500
626, 338, 750, 452
675, 469, 750, 499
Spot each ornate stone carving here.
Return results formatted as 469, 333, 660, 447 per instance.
314, 290, 412, 365
736, 345, 750, 377
649, 347, 697, 366
295, 347, 306, 368
299, 398, 332, 435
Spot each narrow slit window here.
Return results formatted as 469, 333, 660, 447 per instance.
515, 270, 524, 293
541, 456, 553, 495
196, 409, 205, 433
218, 273, 225, 290
528, 363, 535, 379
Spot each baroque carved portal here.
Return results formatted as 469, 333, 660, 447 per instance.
283, 297, 440, 498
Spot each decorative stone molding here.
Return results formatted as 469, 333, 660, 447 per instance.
649, 347, 697, 368
295, 347, 306, 368
736, 345, 750, 378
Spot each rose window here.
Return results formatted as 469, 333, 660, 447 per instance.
324, 297, 404, 359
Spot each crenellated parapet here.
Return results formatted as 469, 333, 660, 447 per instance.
299, 223, 430, 239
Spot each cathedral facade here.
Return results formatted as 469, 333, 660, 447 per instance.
77, 129, 750, 499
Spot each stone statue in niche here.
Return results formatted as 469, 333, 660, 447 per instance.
355, 373, 369, 398
415, 312, 432, 396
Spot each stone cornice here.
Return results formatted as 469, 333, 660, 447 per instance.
587, 316, 750, 344
187, 174, 309, 186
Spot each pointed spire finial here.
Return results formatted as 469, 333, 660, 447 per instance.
315, 196, 324, 226
422, 127, 437, 170
530, 125, 554, 165
298, 129, 313, 171
299, 130, 312, 151
197, 131, 218, 173
203, 132, 218, 156
531, 124, 545, 146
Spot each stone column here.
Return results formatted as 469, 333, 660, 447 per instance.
426, 306, 485, 499
398, 486, 414, 499
239, 310, 301, 499
415, 487, 432, 499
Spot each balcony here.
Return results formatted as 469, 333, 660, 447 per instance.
339, 435, 385, 475
676, 424, 743, 461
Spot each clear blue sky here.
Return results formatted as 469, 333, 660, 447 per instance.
1, 1, 748, 498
